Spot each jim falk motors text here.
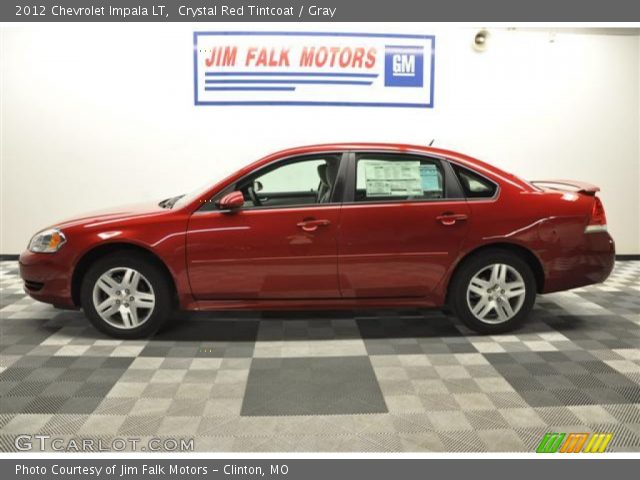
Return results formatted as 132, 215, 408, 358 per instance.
204, 45, 377, 69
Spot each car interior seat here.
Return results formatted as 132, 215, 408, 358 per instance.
317, 161, 339, 203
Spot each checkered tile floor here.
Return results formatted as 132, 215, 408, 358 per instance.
1, 260, 639, 452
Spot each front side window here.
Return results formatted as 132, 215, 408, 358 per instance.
355, 154, 445, 202
452, 164, 497, 198
239, 154, 341, 209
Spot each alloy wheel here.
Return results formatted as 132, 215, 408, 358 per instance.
466, 263, 527, 324
92, 267, 155, 330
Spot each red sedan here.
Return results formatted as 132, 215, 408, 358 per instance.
19, 144, 615, 338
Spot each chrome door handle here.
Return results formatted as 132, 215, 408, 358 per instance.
297, 219, 331, 232
436, 213, 468, 226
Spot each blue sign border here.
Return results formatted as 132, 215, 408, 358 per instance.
193, 31, 435, 108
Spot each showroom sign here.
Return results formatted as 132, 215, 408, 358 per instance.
193, 31, 435, 107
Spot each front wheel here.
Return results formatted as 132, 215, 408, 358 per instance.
449, 250, 536, 334
80, 254, 173, 339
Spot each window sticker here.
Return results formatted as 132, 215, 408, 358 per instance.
419, 164, 441, 191
363, 160, 423, 197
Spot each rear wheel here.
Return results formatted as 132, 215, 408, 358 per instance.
449, 250, 536, 334
80, 254, 173, 339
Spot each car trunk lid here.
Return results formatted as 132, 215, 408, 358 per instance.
531, 179, 608, 233
529, 179, 600, 195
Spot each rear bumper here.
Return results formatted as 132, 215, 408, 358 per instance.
19, 250, 76, 308
542, 232, 615, 293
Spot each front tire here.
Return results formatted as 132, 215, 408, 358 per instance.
449, 250, 536, 334
80, 254, 173, 339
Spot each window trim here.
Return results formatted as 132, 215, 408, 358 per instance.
196, 151, 348, 213
342, 150, 466, 206
448, 160, 500, 202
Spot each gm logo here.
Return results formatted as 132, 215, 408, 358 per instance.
384, 45, 424, 87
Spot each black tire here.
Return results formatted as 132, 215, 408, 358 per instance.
449, 249, 536, 334
80, 253, 174, 339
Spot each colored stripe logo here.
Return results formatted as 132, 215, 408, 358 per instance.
584, 433, 614, 453
536, 432, 613, 453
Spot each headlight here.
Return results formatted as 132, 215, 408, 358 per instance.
28, 228, 67, 253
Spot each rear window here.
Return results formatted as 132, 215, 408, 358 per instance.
452, 165, 497, 198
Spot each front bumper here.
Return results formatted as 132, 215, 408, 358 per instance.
19, 250, 76, 308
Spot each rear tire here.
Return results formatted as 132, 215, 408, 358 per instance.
80, 253, 173, 339
449, 250, 536, 334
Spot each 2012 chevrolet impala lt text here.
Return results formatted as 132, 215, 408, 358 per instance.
19, 144, 615, 338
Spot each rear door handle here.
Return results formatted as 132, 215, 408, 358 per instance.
436, 213, 468, 226
297, 219, 331, 232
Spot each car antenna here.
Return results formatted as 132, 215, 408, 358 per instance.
428, 139, 435, 146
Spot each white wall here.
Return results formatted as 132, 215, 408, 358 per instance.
1, 24, 639, 254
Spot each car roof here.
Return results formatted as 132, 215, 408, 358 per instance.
258, 142, 506, 178
182, 143, 532, 212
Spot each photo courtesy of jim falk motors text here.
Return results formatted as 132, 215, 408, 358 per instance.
15, 462, 271, 476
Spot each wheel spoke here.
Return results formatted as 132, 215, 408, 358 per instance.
478, 301, 494, 318
473, 298, 494, 318
505, 281, 526, 299
122, 269, 140, 288
498, 298, 515, 318
495, 301, 509, 321
128, 307, 140, 326
498, 264, 508, 283
490, 264, 501, 283
468, 284, 486, 296
472, 298, 488, 315
470, 277, 489, 288
119, 307, 133, 328
119, 307, 139, 328
97, 298, 118, 316
469, 276, 490, 298
97, 275, 118, 294
136, 292, 155, 308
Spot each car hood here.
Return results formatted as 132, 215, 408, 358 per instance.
49, 201, 170, 231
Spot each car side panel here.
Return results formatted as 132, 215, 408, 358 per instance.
430, 188, 550, 304
20, 211, 192, 309
431, 188, 615, 304
337, 201, 471, 299
536, 192, 615, 292
186, 206, 341, 300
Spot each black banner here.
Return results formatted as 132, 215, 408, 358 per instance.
3, 0, 640, 22
4, 459, 640, 480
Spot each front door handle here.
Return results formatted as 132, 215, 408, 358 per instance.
297, 219, 331, 232
436, 213, 468, 226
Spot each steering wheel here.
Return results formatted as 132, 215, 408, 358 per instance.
247, 185, 262, 207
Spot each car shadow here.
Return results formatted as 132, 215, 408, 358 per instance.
31, 301, 636, 347
147, 306, 600, 343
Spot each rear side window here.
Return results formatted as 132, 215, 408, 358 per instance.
452, 165, 497, 198
355, 154, 445, 202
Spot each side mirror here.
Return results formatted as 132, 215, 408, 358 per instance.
253, 180, 263, 192
218, 191, 244, 211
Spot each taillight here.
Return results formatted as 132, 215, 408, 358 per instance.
585, 196, 607, 233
